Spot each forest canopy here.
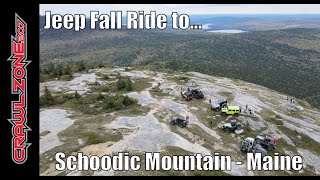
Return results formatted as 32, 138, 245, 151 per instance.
40, 28, 320, 109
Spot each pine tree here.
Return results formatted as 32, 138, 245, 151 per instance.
40, 86, 55, 106
64, 65, 72, 75
74, 91, 81, 99
78, 62, 86, 72
126, 77, 133, 91
96, 91, 105, 101
117, 76, 126, 90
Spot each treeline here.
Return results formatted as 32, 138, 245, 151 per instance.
40, 28, 320, 109
40, 86, 136, 113
40, 62, 105, 82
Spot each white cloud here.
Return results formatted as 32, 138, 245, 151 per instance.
40, 4, 320, 16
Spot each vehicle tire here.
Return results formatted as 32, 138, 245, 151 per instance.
224, 128, 230, 133
235, 113, 239, 117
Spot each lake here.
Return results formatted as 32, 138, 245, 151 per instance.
207, 29, 248, 33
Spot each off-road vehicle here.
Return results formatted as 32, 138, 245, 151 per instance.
170, 116, 189, 128
222, 119, 242, 133
181, 89, 193, 101
209, 99, 227, 111
191, 89, 204, 99
240, 137, 255, 153
221, 106, 241, 116
255, 135, 276, 150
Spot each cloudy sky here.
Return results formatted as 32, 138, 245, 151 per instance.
40, 4, 320, 16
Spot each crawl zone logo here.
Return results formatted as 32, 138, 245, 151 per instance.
7, 14, 31, 164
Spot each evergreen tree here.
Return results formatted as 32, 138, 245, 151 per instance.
78, 62, 86, 72
126, 77, 133, 91
98, 62, 105, 68
117, 76, 126, 90
40, 86, 55, 106
96, 91, 105, 101
64, 65, 72, 75
74, 91, 81, 99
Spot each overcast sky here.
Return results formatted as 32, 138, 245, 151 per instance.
40, 4, 320, 16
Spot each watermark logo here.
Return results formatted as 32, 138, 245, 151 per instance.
7, 14, 31, 164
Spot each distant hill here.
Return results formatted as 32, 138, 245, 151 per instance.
39, 15, 320, 109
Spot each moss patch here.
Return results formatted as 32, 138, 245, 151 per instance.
40, 131, 51, 137
133, 78, 153, 92
278, 126, 320, 156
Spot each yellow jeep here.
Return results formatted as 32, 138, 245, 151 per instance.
221, 106, 241, 116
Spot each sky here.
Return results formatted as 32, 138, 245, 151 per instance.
40, 4, 320, 16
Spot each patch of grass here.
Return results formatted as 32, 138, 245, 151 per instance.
217, 91, 234, 102
80, 132, 121, 145
288, 110, 304, 120
100, 77, 151, 93
278, 126, 320, 156
163, 146, 193, 156
133, 78, 152, 92
118, 104, 151, 116
100, 83, 117, 92
260, 109, 284, 125
40, 112, 121, 174
40, 140, 81, 173
40, 131, 51, 137
168, 76, 190, 85
296, 99, 310, 108
102, 94, 137, 112
240, 122, 257, 138
275, 114, 282, 119
272, 138, 297, 155
124, 67, 132, 71
265, 117, 284, 126
150, 86, 168, 96
260, 109, 276, 117
187, 124, 218, 148
102, 74, 110, 80
181, 98, 226, 128
60, 75, 74, 81
64, 98, 97, 115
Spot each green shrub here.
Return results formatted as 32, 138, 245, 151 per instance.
123, 95, 135, 106
40, 86, 55, 107
117, 78, 127, 90
74, 91, 81, 99
102, 74, 109, 80
102, 94, 136, 111
101, 84, 111, 92
126, 77, 134, 91
60, 74, 73, 81
96, 93, 105, 101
